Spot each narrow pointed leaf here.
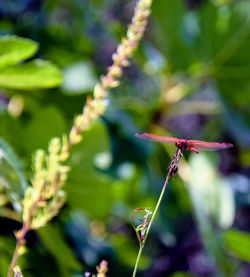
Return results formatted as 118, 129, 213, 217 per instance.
0, 138, 27, 212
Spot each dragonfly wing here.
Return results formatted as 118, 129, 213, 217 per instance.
135, 133, 178, 144
188, 140, 233, 151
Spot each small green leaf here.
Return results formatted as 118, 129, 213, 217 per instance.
0, 35, 38, 68
0, 59, 63, 90
0, 137, 27, 212
223, 229, 250, 262
38, 224, 81, 271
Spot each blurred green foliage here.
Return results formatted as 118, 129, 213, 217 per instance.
223, 229, 250, 262
0, 0, 250, 276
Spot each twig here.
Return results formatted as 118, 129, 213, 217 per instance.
132, 148, 183, 277
7, 196, 42, 277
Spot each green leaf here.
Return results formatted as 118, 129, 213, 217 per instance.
65, 120, 114, 219
223, 229, 250, 262
0, 35, 38, 69
152, 0, 195, 70
0, 137, 27, 212
0, 207, 21, 221
210, 2, 250, 108
23, 106, 66, 154
0, 60, 63, 90
38, 224, 81, 272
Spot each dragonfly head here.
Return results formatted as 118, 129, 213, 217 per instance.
175, 140, 188, 150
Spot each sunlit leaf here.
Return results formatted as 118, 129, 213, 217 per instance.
0, 35, 38, 68
223, 229, 250, 262
0, 60, 63, 90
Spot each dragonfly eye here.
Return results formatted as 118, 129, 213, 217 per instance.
175, 141, 182, 148
176, 140, 188, 150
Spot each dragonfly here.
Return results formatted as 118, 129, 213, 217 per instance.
135, 133, 233, 154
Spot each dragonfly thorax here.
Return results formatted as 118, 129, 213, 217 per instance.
175, 140, 188, 150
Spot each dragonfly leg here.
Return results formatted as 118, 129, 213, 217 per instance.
188, 147, 199, 154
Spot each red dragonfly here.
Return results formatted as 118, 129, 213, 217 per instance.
135, 133, 233, 154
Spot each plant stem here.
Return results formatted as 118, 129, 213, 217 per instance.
132, 148, 182, 277
143, 173, 170, 243
8, 241, 22, 277
7, 196, 41, 277
132, 245, 144, 277
7, 224, 27, 277
132, 174, 170, 277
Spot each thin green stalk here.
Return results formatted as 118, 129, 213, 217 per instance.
132, 148, 182, 277
143, 174, 170, 244
132, 245, 144, 277
132, 176, 169, 277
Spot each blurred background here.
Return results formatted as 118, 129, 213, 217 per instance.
0, 0, 250, 276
